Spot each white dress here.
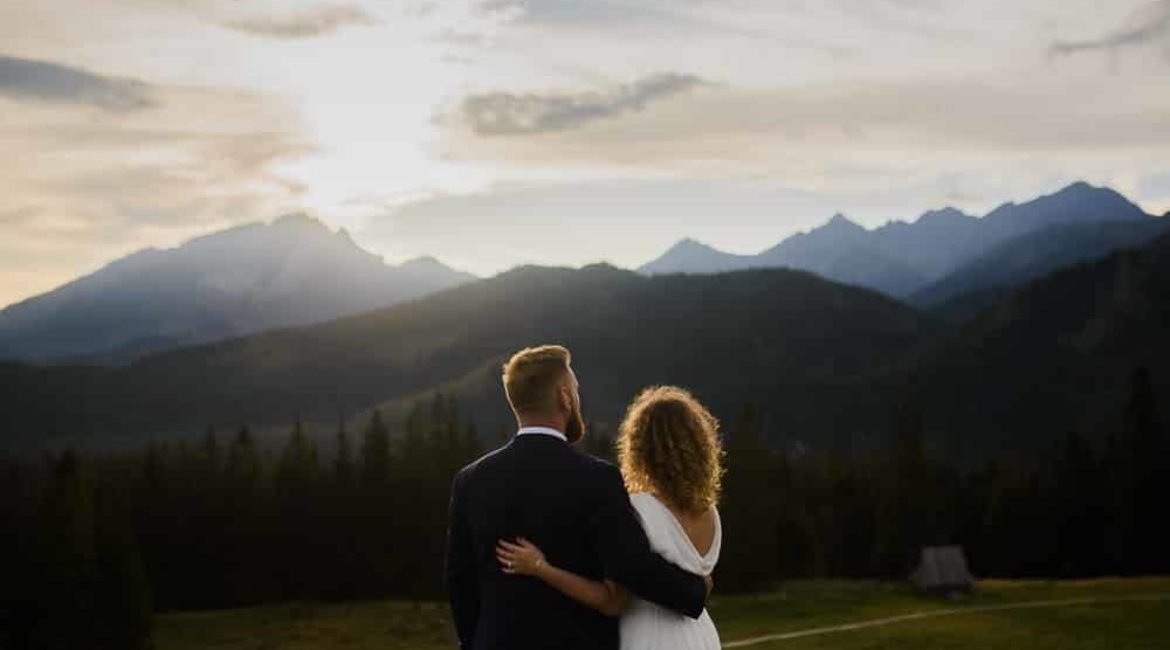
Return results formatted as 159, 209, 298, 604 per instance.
620, 492, 722, 650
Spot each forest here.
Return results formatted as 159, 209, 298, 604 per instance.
2, 365, 1164, 649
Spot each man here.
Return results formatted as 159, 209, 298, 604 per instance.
445, 344, 711, 650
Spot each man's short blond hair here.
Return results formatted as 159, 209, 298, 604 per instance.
502, 345, 572, 415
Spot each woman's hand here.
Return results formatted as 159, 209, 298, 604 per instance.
496, 537, 547, 577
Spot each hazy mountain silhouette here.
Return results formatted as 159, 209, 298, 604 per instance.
911, 219, 1170, 310
636, 238, 757, 275
640, 182, 1154, 299
0, 213, 474, 363
0, 263, 930, 453
3, 184, 1168, 458
753, 213, 929, 297
4, 230, 1169, 458
866, 207, 981, 279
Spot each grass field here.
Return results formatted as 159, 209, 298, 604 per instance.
155, 577, 1170, 650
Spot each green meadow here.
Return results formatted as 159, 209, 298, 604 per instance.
155, 577, 1170, 650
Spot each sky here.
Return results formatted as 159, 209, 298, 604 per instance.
2, 0, 1170, 307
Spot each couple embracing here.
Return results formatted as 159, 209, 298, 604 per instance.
445, 344, 724, 650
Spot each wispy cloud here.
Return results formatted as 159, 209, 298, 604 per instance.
0, 77, 312, 306
1050, 0, 1170, 55
455, 72, 709, 135
0, 55, 154, 111
442, 75, 1170, 180
221, 4, 380, 39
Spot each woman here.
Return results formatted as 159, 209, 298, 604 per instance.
496, 385, 724, 649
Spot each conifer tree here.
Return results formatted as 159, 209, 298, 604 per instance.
360, 410, 392, 491
333, 418, 353, 491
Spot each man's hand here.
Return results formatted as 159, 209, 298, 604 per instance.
703, 573, 714, 600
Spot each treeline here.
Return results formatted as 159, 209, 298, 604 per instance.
1, 394, 484, 649
2, 369, 1166, 648
717, 366, 1169, 589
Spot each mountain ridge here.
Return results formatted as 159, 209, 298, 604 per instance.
4, 230, 1169, 460
0, 213, 475, 364
638, 181, 1153, 298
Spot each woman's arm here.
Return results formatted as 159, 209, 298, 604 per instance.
496, 538, 629, 616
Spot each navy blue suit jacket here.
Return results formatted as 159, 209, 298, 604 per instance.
445, 433, 708, 650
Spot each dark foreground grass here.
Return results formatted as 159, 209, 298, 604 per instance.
155, 577, 1170, 650
736, 601, 1170, 650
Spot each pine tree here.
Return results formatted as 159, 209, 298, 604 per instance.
720, 403, 779, 590
277, 417, 317, 500
226, 426, 262, 498
200, 425, 221, 478
461, 422, 484, 466
1123, 366, 1163, 572
34, 451, 100, 647
1051, 430, 1104, 576
223, 425, 266, 604
333, 418, 354, 491
357, 409, 396, 596
874, 380, 930, 576
360, 410, 391, 491
91, 475, 153, 649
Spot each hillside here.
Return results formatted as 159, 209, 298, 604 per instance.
912, 230, 1170, 452
911, 218, 1170, 309
0, 214, 474, 364
4, 231, 1168, 458
0, 265, 929, 453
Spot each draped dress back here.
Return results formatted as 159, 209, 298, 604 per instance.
619, 492, 722, 650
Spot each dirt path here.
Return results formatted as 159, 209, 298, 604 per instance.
722, 594, 1170, 648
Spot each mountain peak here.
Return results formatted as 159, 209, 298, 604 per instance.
983, 180, 1147, 227
397, 255, 450, 272
817, 213, 864, 233
396, 256, 476, 281
917, 207, 972, 224
1045, 180, 1114, 203
638, 237, 747, 275
271, 212, 329, 232
668, 237, 718, 253
0, 213, 474, 362
1059, 180, 1095, 193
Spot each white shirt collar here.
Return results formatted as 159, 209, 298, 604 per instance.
516, 426, 568, 442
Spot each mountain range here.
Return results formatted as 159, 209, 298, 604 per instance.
3, 226, 1168, 459
0, 213, 474, 363
639, 182, 1167, 305
0, 262, 932, 454
3, 182, 1165, 366
1, 180, 1169, 458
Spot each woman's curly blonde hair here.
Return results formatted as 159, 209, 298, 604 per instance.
617, 386, 724, 514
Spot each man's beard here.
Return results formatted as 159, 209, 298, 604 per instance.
565, 404, 586, 444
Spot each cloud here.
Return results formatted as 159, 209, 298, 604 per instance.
440, 74, 1170, 179
454, 72, 709, 135
221, 4, 380, 38
0, 79, 313, 306
1050, 1, 1170, 55
0, 55, 154, 111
